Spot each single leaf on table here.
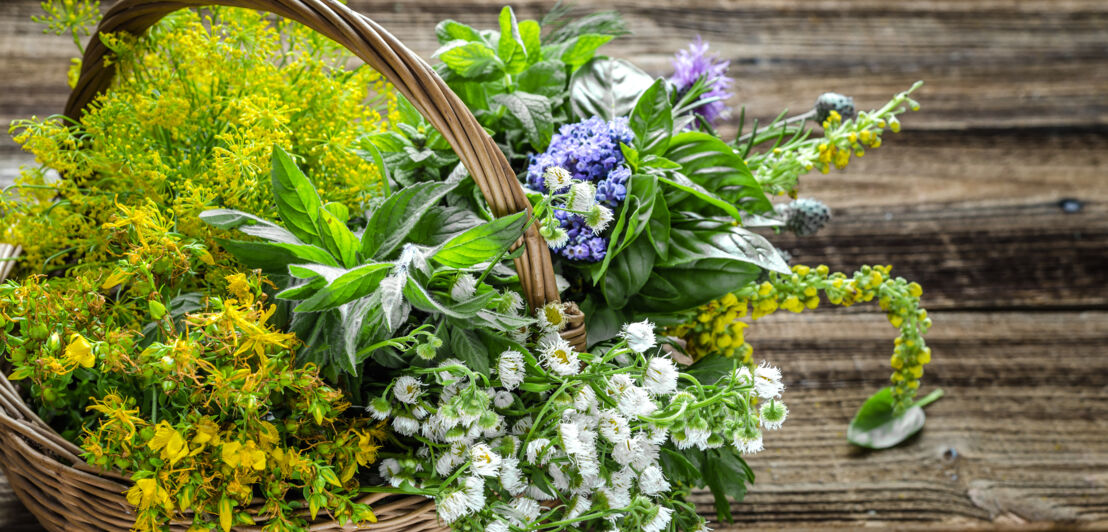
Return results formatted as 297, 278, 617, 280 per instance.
629, 79, 673, 157
270, 146, 324, 246
432, 211, 528, 268
362, 181, 459, 260
491, 92, 554, 150
434, 41, 503, 79
569, 57, 653, 121
293, 263, 394, 312
665, 131, 772, 214
848, 387, 944, 449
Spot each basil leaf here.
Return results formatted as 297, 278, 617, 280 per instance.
517, 60, 567, 98
293, 263, 394, 312
630, 79, 673, 156
602, 234, 656, 309
434, 41, 503, 79
432, 211, 528, 268
569, 57, 653, 121
665, 131, 773, 214
362, 181, 459, 260
633, 258, 761, 313
270, 146, 324, 246
647, 191, 670, 260
218, 240, 337, 274
663, 224, 790, 274
658, 170, 743, 222
491, 92, 554, 150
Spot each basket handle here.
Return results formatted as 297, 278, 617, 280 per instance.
65, 0, 562, 311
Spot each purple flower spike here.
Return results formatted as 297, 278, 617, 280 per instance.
669, 37, 733, 125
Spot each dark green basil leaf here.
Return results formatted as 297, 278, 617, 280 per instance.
647, 191, 670, 260
663, 225, 790, 274
432, 211, 528, 268
630, 79, 673, 156
658, 170, 743, 222
633, 258, 761, 313
686, 353, 737, 385
270, 146, 324, 246
569, 57, 653, 121
665, 131, 773, 214
602, 234, 656, 309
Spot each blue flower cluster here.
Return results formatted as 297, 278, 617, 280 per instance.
527, 117, 634, 262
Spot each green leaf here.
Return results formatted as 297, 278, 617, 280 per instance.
432, 211, 528, 268
362, 181, 458, 259
663, 224, 790, 274
317, 208, 359, 268
270, 146, 324, 246
434, 41, 503, 79
647, 191, 670, 260
491, 92, 554, 150
435, 19, 484, 45
703, 449, 754, 523
403, 277, 474, 320
658, 171, 743, 222
665, 132, 773, 214
616, 173, 658, 255
580, 296, 628, 347
633, 258, 761, 313
218, 240, 337, 274
517, 60, 567, 98
518, 20, 542, 64
569, 57, 653, 121
847, 387, 934, 449
497, 6, 528, 74
293, 263, 394, 312
199, 209, 303, 245
686, 353, 736, 385
449, 327, 490, 376
559, 34, 614, 68
630, 79, 673, 156
408, 207, 484, 246
601, 234, 656, 309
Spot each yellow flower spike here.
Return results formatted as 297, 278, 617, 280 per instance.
758, 281, 774, 296
805, 297, 820, 309
64, 333, 95, 368
918, 347, 932, 364
890, 354, 904, 370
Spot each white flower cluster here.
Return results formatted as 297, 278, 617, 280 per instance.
537, 165, 615, 248
371, 320, 788, 531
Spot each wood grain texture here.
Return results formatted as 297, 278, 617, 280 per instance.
1, 0, 1107, 529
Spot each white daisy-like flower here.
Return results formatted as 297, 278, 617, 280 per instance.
500, 457, 526, 495
544, 166, 573, 190
540, 336, 580, 376
649, 425, 670, 445
611, 435, 641, 467
691, 521, 714, 532
558, 423, 584, 455
498, 290, 525, 315
754, 361, 785, 399
686, 426, 712, 450
365, 396, 391, 420
469, 443, 502, 477
733, 426, 764, 455
568, 181, 597, 213
597, 409, 631, 444
509, 496, 542, 524
378, 458, 402, 484
584, 204, 614, 234
391, 415, 419, 436
525, 438, 551, 465
511, 416, 533, 436
643, 506, 674, 532
760, 400, 789, 430
566, 496, 592, 520
487, 520, 510, 532
621, 320, 657, 353
450, 274, 478, 301
537, 301, 568, 332
463, 475, 486, 512
638, 465, 670, 496
493, 390, 515, 409
574, 385, 598, 414
392, 376, 423, 404
548, 463, 571, 491
497, 350, 526, 391
617, 384, 658, 418
545, 226, 570, 249
436, 488, 471, 523
644, 356, 678, 395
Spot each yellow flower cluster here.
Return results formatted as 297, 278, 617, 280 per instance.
4, 6, 398, 275
668, 264, 933, 412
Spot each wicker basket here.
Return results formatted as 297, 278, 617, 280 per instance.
0, 0, 586, 529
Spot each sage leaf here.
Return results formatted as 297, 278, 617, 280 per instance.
362, 181, 459, 260
199, 209, 304, 245
569, 57, 653, 121
218, 240, 337, 274
294, 263, 394, 312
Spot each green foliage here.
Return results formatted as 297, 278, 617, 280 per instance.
848, 387, 944, 449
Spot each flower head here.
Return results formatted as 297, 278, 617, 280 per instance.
469, 443, 502, 477
621, 320, 657, 353
497, 350, 526, 391
540, 336, 580, 376
670, 37, 733, 125
393, 375, 423, 404
760, 400, 789, 430
644, 357, 679, 396
753, 361, 784, 399
583, 204, 613, 234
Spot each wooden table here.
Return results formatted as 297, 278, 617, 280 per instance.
2, 0, 1106, 529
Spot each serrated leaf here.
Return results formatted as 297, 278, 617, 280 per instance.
378, 273, 409, 334
317, 208, 359, 268
569, 57, 653, 121
449, 326, 490, 376
270, 146, 324, 246
435, 19, 483, 45
491, 92, 553, 150
559, 34, 614, 68
432, 211, 528, 268
519, 19, 541, 64
200, 209, 304, 245
630, 78, 673, 156
517, 60, 567, 98
497, 6, 528, 74
665, 131, 772, 214
362, 181, 459, 259
294, 263, 394, 312
434, 41, 503, 79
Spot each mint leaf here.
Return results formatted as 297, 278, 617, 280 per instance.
435, 41, 503, 79
270, 146, 324, 246
432, 211, 528, 268
491, 92, 553, 150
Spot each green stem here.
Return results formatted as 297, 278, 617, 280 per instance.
913, 388, 944, 409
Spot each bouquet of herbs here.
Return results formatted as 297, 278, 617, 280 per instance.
0, 1, 939, 531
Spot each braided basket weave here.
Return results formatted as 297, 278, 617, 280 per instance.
0, 0, 586, 529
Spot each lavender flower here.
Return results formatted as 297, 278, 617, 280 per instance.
527, 117, 634, 262
669, 37, 733, 125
